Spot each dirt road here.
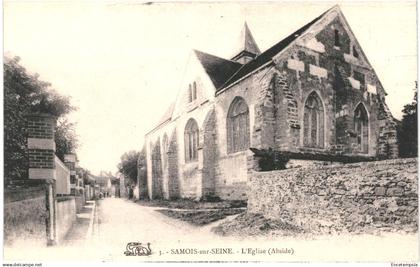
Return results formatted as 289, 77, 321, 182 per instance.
5, 197, 418, 262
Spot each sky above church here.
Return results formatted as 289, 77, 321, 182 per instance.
4, 0, 417, 175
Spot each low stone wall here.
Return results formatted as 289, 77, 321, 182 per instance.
74, 195, 85, 213
4, 186, 47, 246
56, 197, 76, 243
248, 158, 418, 233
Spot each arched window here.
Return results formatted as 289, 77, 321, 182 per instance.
184, 119, 199, 162
334, 29, 340, 47
227, 97, 250, 153
353, 45, 359, 58
354, 104, 369, 153
303, 92, 324, 148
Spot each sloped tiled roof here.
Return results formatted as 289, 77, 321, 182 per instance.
156, 102, 174, 126
194, 50, 243, 89
220, 8, 330, 90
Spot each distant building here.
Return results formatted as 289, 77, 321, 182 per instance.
94, 171, 119, 197
64, 154, 84, 196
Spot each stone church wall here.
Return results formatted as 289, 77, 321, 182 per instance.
214, 68, 272, 200
248, 158, 418, 233
263, 16, 397, 158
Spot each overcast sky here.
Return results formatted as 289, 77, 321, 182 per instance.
4, 0, 417, 175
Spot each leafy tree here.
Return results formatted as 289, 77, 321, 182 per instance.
137, 146, 148, 197
117, 150, 140, 186
4, 56, 76, 182
76, 166, 95, 186
397, 82, 418, 158
55, 118, 78, 162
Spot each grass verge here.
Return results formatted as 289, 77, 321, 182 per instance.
135, 198, 247, 210
156, 208, 245, 226
211, 213, 303, 236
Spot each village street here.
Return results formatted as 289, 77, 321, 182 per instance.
77, 197, 420, 262
91, 197, 230, 257
4, 197, 418, 262
87, 198, 419, 262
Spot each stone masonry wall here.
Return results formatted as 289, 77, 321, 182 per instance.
248, 158, 418, 234
267, 15, 397, 158
202, 109, 217, 199
4, 186, 47, 246
214, 66, 273, 200
167, 129, 180, 199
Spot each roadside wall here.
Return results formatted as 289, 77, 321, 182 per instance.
248, 158, 418, 233
74, 195, 85, 213
55, 197, 76, 243
4, 186, 47, 246
55, 156, 70, 195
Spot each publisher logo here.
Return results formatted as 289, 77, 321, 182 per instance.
124, 242, 152, 256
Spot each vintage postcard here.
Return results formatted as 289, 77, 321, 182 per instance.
2, 0, 418, 265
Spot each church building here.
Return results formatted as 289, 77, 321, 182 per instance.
143, 5, 398, 201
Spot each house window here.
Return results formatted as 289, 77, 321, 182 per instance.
184, 118, 199, 162
354, 104, 369, 153
303, 92, 324, 148
334, 29, 340, 47
227, 97, 250, 153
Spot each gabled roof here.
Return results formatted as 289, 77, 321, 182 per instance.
232, 22, 261, 59
220, 7, 332, 90
194, 50, 243, 89
156, 102, 175, 127
146, 102, 175, 135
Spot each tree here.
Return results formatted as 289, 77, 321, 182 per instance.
4, 56, 76, 182
136, 146, 148, 198
76, 166, 94, 186
397, 82, 418, 158
55, 118, 78, 162
117, 150, 140, 186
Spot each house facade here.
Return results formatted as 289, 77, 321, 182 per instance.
144, 5, 398, 201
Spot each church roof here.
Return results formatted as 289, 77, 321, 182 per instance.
231, 22, 261, 59
158, 102, 174, 124
149, 102, 175, 134
194, 50, 242, 89
220, 7, 331, 90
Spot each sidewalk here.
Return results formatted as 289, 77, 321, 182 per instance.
61, 200, 96, 246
